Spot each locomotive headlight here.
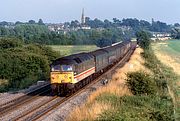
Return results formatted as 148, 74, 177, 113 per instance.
51, 67, 54, 71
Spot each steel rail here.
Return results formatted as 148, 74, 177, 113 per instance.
0, 84, 51, 117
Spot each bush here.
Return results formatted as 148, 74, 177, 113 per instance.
0, 51, 50, 89
0, 37, 59, 92
24, 44, 59, 63
126, 71, 156, 95
0, 37, 23, 49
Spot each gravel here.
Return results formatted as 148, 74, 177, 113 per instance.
0, 81, 48, 106
0, 95, 53, 121
40, 80, 104, 121
0, 80, 102, 121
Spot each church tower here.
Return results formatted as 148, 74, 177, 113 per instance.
81, 8, 85, 25
152, 18, 154, 25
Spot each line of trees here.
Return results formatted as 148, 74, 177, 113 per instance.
82, 18, 171, 32
0, 24, 132, 47
0, 18, 175, 46
0, 18, 172, 33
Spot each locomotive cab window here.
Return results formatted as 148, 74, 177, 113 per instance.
51, 65, 60, 71
61, 65, 73, 71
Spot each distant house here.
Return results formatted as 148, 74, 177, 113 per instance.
151, 32, 172, 41
152, 32, 171, 38
117, 26, 131, 31
48, 24, 65, 32
81, 26, 91, 30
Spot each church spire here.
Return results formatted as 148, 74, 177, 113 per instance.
81, 8, 85, 25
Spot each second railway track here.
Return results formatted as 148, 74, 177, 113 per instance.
0, 84, 51, 117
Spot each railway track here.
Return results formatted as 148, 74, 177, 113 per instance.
0, 84, 51, 117
10, 45, 136, 121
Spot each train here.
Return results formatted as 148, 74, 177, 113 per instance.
50, 41, 136, 95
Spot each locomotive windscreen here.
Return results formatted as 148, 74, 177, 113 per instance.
61, 65, 73, 71
51, 65, 73, 71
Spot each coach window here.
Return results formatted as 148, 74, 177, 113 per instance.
88, 60, 90, 68
88, 61, 90, 68
91, 60, 93, 67
83, 63, 85, 71
82, 63, 84, 71
87, 61, 89, 69
80, 64, 82, 72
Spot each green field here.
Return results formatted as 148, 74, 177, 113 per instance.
49, 45, 99, 56
152, 39, 180, 63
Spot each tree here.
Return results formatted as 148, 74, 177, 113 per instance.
113, 18, 121, 26
96, 38, 112, 48
104, 19, 113, 28
171, 28, 180, 39
15, 21, 23, 25
38, 19, 45, 25
0, 21, 8, 26
70, 20, 80, 28
174, 23, 180, 27
28, 20, 36, 24
136, 30, 151, 49
150, 21, 171, 32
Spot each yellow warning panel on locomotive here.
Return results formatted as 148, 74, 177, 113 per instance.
50, 72, 74, 84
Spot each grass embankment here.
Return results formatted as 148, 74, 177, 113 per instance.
49, 45, 99, 56
152, 40, 180, 120
67, 45, 178, 120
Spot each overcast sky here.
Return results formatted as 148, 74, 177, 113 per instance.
1, 0, 180, 24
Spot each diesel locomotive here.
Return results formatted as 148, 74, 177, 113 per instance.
50, 41, 135, 95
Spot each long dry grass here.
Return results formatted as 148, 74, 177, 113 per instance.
67, 102, 112, 121
154, 53, 180, 75
66, 48, 149, 121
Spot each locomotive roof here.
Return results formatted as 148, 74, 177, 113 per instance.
51, 52, 94, 65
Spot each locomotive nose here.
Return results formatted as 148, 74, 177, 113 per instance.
50, 72, 74, 84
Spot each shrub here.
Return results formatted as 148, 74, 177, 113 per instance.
0, 37, 23, 49
24, 44, 59, 62
0, 37, 59, 92
126, 71, 156, 95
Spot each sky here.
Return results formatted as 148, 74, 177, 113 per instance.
1, 0, 180, 24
